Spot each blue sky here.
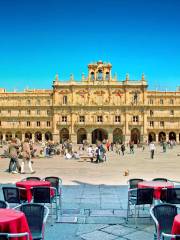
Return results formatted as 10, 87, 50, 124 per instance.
0, 0, 180, 91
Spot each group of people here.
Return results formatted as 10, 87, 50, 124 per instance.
8, 138, 35, 174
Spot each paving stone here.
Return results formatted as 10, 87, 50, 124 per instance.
80, 230, 117, 240
90, 210, 114, 216
85, 216, 125, 224
101, 224, 137, 236
76, 224, 108, 235
125, 230, 153, 240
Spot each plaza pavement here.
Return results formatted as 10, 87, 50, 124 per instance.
0, 144, 180, 239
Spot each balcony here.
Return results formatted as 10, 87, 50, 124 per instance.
74, 121, 124, 127
57, 121, 71, 126
147, 123, 180, 130
129, 121, 143, 126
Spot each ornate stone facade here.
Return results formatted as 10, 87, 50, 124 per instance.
0, 61, 180, 144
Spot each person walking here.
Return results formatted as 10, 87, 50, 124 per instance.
121, 143, 125, 156
21, 138, 35, 174
149, 141, 156, 159
8, 139, 21, 174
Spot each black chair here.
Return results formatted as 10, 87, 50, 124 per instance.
161, 188, 180, 204
15, 203, 49, 240
44, 176, 62, 213
150, 204, 179, 240
23, 177, 41, 181
32, 186, 57, 225
0, 200, 9, 208
2, 187, 21, 205
152, 178, 168, 182
0, 233, 29, 240
162, 233, 180, 239
127, 188, 154, 227
128, 178, 144, 189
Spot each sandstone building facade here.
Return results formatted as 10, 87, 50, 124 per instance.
0, 61, 180, 144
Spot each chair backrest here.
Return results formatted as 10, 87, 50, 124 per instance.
32, 187, 51, 203
26, 177, 41, 181
20, 203, 44, 237
0, 200, 8, 208
152, 178, 168, 182
152, 204, 177, 234
2, 187, 21, 204
45, 177, 60, 192
162, 188, 180, 204
0, 233, 29, 240
136, 188, 154, 205
128, 178, 144, 189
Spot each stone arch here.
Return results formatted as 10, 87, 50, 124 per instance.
92, 128, 108, 144
25, 132, 32, 140
113, 128, 123, 143
60, 128, 69, 144
15, 131, 22, 140
6, 132, 12, 141
35, 132, 42, 141
158, 132, 166, 142
131, 128, 140, 144
148, 132, 156, 142
77, 128, 87, 144
169, 132, 176, 141
45, 132, 53, 141
97, 69, 103, 81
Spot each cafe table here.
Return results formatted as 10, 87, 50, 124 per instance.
0, 208, 32, 240
16, 180, 51, 202
138, 181, 174, 200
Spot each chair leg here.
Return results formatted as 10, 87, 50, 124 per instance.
59, 195, 62, 215
55, 196, 58, 220
51, 203, 53, 226
126, 200, 130, 223
135, 205, 137, 228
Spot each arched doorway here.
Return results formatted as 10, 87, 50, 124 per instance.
6, 132, 12, 141
131, 128, 140, 144
158, 132, 166, 142
15, 131, 22, 140
113, 128, 123, 143
77, 128, 87, 144
25, 132, 32, 140
45, 132, 52, 141
35, 132, 42, 141
60, 128, 69, 143
148, 132, 156, 142
169, 132, 176, 141
92, 128, 108, 144
0, 132, 3, 140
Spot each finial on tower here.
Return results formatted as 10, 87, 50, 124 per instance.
70, 73, 74, 82
82, 72, 85, 81
141, 73, 145, 81
55, 74, 59, 82
126, 73, 129, 81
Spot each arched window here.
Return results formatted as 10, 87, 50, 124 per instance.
63, 96, 67, 105
90, 72, 95, 80
97, 70, 103, 81
105, 72, 110, 80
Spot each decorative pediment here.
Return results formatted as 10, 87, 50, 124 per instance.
76, 90, 88, 94
59, 90, 71, 94
93, 90, 105, 95
112, 90, 123, 96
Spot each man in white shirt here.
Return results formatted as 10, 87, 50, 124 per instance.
149, 141, 156, 159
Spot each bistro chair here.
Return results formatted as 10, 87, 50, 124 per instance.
128, 178, 144, 189
44, 176, 62, 213
162, 233, 180, 239
152, 178, 168, 182
0, 200, 9, 208
15, 203, 49, 240
2, 187, 26, 206
127, 188, 154, 227
150, 204, 179, 240
22, 177, 41, 181
161, 188, 180, 204
0, 233, 29, 240
32, 186, 58, 225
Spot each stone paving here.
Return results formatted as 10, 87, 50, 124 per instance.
0, 144, 180, 239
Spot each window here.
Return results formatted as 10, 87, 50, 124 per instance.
37, 121, 40, 127
149, 99, 153, 104
160, 121, 164, 127
170, 99, 174, 104
62, 116, 67, 122
36, 99, 40, 105
79, 116, 85, 122
47, 99, 51, 105
115, 116, 121, 122
27, 121, 30, 127
63, 96, 67, 105
27, 99, 31, 105
105, 72, 110, 80
150, 121, 154, 127
133, 116, 139, 122
150, 110, 154, 116
97, 70, 103, 81
160, 99, 164, 104
18, 110, 21, 115
170, 110, 174, 115
47, 121, 51, 127
8, 110, 11, 114
27, 110, 31, 115
47, 110, 50, 115
97, 116, 103, 122
37, 109, 40, 115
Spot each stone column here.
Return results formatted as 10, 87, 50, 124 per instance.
156, 133, 159, 143
53, 133, 60, 143
42, 133, 45, 142
87, 132, 91, 144
176, 132, 179, 143
125, 112, 130, 143
70, 133, 77, 144
12, 133, 15, 139
2, 133, 6, 141
166, 132, 169, 141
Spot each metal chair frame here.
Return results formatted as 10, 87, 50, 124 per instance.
162, 233, 180, 239
0, 200, 9, 209
0, 232, 29, 240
